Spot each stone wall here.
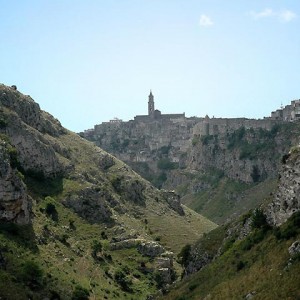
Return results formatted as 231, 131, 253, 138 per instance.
193, 116, 279, 137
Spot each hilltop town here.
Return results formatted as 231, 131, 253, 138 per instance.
80, 91, 300, 164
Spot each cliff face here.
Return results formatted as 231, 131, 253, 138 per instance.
83, 115, 297, 189
0, 85, 70, 178
82, 112, 300, 225
0, 139, 31, 224
187, 125, 295, 183
267, 147, 300, 226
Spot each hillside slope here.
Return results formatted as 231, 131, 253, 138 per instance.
161, 145, 300, 300
0, 84, 216, 299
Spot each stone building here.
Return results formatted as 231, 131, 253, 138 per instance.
134, 91, 185, 122
270, 99, 300, 121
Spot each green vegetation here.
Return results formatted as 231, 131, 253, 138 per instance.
162, 213, 300, 300
181, 169, 277, 224
21, 260, 44, 287
177, 244, 192, 268
274, 211, 300, 240
201, 134, 215, 145
0, 128, 216, 299
72, 285, 90, 300
0, 118, 8, 128
157, 158, 179, 170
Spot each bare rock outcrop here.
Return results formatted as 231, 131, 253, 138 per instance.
288, 240, 300, 257
0, 140, 31, 224
267, 147, 300, 226
63, 187, 114, 224
161, 190, 184, 215
0, 84, 72, 178
0, 84, 65, 137
137, 241, 165, 257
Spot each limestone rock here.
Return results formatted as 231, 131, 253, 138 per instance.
161, 190, 184, 215
155, 256, 173, 269
245, 291, 256, 299
99, 154, 115, 170
0, 84, 65, 137
123, 179, 145, 203
266, 148, 300, 226
157, 267, 172, 284
288, 241, 300, 257
0, 84, 72, 178
63, 187, 113, 224
111, 229, 138, 242
110, 238, 144, 250
0, 141, 31, 224
137, 241, 165, 257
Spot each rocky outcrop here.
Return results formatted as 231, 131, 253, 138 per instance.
267, 147, 300, 226
187, 127, 292, 184
0, 84, 72, 178
63, 187, 114, 224
137, 241, 165, 257
161, 190, 184, 215
99, 154, 115, 171
110, 238, 144, 250
0, 140, 31, 224
288, 240, 300, 257
0, 84, 65, 137
123, 179, 145, 204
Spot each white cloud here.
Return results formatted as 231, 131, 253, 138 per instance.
250, 8, 297, 23
250, 8, 274, 19
279, 10, 297, 23
199, 14, 214, 27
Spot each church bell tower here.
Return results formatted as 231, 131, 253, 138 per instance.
148, 90, 155, 116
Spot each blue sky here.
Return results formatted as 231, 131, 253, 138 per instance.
0, 0, 299, 132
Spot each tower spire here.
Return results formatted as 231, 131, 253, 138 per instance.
148, 90, 154, 116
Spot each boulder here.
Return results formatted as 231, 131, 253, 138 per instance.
161, 190, 184, 216
288, 240, 300, 257
138, 241, 165, 257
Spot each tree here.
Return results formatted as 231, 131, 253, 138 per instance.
72, 285, 90, 300
177, 244, 192, 268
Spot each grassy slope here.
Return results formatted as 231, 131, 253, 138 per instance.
0, 129, 216, 299
181, 176, 277, 224
161, 214, 300, 300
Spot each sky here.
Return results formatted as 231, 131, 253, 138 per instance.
0, 0, 299, 132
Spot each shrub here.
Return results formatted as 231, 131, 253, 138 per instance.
91, 240, 102, 259
250, 166, 260, 182
236, 260, 246, 271
251, 209, 269, 229
157, 158, 178, 170
101, 231, 108, 239
178, 244, 192, 267
152, 172, 167, 189
110, 175, 122, 192
201, 135, 214, 145
72, 285, 90, 300
274, 212, 300, 240
114, 268, 132, 291
192, 135, 200, 146
69, 219, 76, 230
45, 202, 58, 221
154, 271, 164, 288
0, 118, 7, 128
188, 283, 198, 291
0, 222, 20, 235
159, 145, 171, 154
8, 146, 21, 169
21, 260, 44, 286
